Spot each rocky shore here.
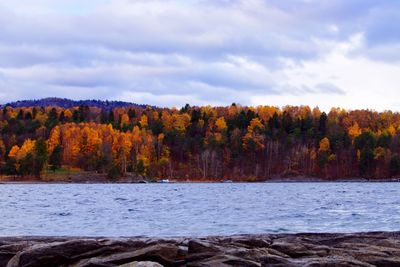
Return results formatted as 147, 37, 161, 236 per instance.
1, 232, 400, 266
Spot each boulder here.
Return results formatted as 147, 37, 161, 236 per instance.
75, 243, 181, 267
2, 232, 400, 266
0, 242, 35, 267
118, 261, 163, 267
187, 240, 221, 254
188, 254, 261, 267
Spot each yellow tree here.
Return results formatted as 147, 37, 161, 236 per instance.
120, 114, 130, 128
131, 126, 142, 159
132, 130, 155, 176
161, 111, 173, 131
61, 124, 81, 165
64, 109, 73, 120
387, 125, 396, 136
8, 145, 20, 159
318, 137, 330, 153
172, 113, 191, 134
112, 132, 133, 175
243, 118, 265, 151
257, 106, 279, 122
242, 118, 265, 178
140, 114, 148, 129
215, 117, 227, 132
82, 125, 102, 157
348, 122, 362, 141
317, 137, 332, 177
9, 139, 36, 161
8, 139, 35, 173
47, 126, 61, 154
205, 117, 227, 146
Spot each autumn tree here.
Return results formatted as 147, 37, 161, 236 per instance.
317, 137, 330, 176
3, 101, 400, 181
243, 118, 265, 177
243, 118, 265, 152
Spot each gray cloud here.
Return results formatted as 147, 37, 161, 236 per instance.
0, 0, 399, 107
315, 83, 345, 95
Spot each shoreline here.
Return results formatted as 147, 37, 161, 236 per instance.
2, 231, 400, 266
1, 177, 400, 184
2, 170, 400, 184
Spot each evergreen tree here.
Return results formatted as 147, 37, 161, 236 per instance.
20, 153, 34, 176
318, 112, 327, 137
33, 138, 48, 179
49, 145, 62, 172
45, 107, 59, 129
355, 132, 376, 176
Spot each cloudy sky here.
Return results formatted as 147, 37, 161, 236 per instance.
0, 0, 399, 111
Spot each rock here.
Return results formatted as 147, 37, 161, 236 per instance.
271, 239, 330, 258
366, 257, 400, 266
264, 248, 291, 258
118, 261, 163, 267
262, 255, 374, 267
7, 239, 147, 267
186, 252, 219, 262
188, 240, 221, 254
233, 237, 272, 248
271, 242, 312, 258
2, 232, 400, 266
229, 247, 271, 262
7, 240, 102, 267
75, 243, 181, 267
0, 242, 34, 267
261, 254, 302, 267
188, 255, 261, 267
302, 256, 375, 267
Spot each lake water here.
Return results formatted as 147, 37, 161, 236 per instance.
0, 182, 399, 237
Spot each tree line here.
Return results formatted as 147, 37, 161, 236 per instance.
1, 103, 400, 180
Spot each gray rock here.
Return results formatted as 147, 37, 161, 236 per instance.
188, 240, 221, 254
2, 232, 400, 267
188, 254, 261, 267
0, 242, 34, 267
234, 237, 272, 248
75, 243, 180, 267
118, 261, 163, 267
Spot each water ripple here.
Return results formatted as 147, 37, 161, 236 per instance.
0, 182, 399, 237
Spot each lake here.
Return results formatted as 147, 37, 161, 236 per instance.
0, 182, 399, 237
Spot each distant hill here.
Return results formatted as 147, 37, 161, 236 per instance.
1, 97, 147, 110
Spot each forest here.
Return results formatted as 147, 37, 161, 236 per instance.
1, 100, 400, 181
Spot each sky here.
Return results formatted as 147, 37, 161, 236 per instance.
0, 0, 400, 111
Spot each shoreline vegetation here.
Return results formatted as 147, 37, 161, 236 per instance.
2, 232, 400, 266
3, 98, 400, 182
1, 170, 400, 184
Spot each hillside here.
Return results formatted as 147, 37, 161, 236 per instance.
1, 97, 147, 110
1, 101, 400, 181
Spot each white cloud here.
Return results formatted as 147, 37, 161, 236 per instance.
0, 0, 399, 111
252, 33, 400, 111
